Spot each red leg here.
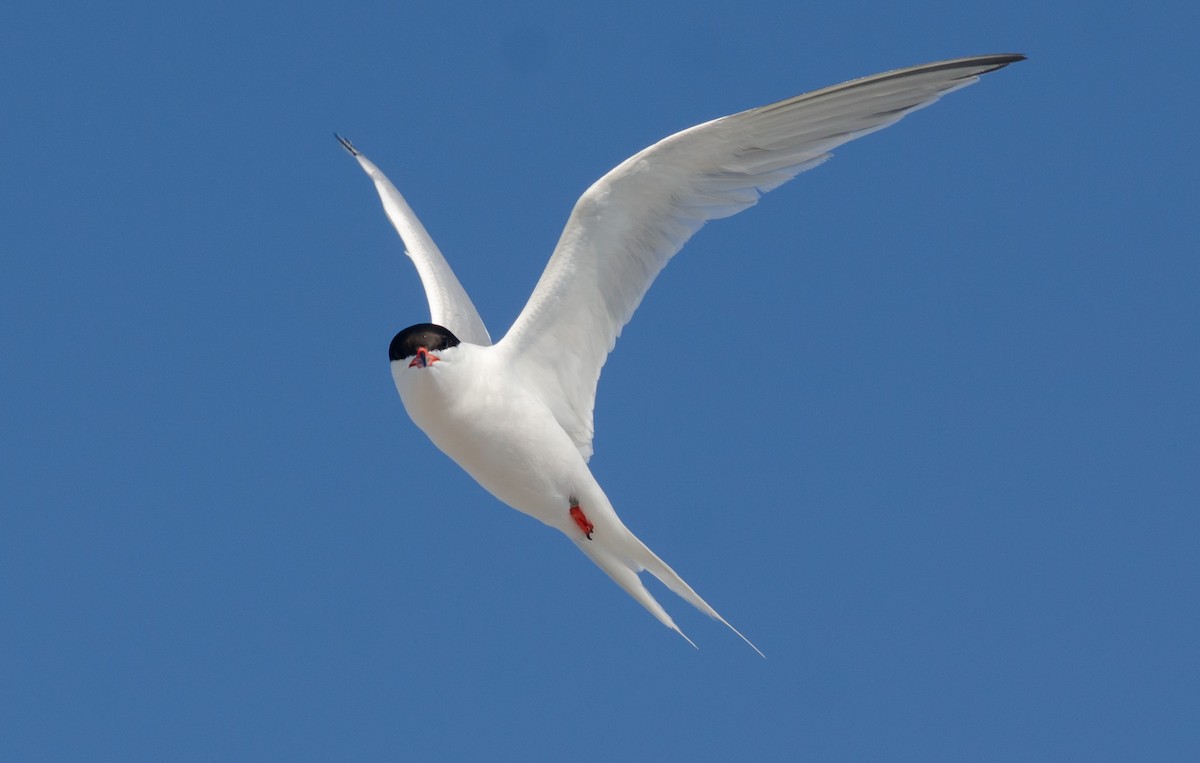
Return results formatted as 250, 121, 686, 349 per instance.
569, 505, 594, 540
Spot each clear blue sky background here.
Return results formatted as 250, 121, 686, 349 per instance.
3, 1, 1197, 760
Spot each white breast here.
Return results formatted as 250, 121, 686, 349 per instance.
391, 344, 589, 526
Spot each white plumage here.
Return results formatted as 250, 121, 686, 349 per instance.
339, 54, 1023, 653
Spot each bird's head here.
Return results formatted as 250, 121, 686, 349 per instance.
389, 323, 461, 369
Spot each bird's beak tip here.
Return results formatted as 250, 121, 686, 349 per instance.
408, 347, 440, 368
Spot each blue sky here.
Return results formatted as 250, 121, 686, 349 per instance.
3, 1, 1197, 760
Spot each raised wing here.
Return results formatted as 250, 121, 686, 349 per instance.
337, 136, 492, 347
497, 54, 1023, 460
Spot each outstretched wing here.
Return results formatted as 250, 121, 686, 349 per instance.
497, 54, 1023, 460
338, 136, 492, 347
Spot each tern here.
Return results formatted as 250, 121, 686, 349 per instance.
338, 53, 1023, 654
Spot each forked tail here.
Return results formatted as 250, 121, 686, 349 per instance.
573, 533, 764, 657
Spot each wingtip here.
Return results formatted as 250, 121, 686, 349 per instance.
977, 52, 1028, 72
334, 133, 360, 156
989, 52, 1027, 62
914, 52, 1026, 83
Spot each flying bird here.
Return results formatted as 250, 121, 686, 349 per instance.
338, 53, 1024, 654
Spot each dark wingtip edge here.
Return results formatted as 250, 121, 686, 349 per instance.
906, 53, 1026, 83
978, 53, 1028, 72
334, 133, 359, 156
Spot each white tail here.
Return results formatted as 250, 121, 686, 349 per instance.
574, 533, 765, 658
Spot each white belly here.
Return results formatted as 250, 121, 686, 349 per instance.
392, 350, 589, 527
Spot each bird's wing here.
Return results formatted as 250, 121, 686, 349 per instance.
497, 54, 1023, 460
338, 136, 492, 346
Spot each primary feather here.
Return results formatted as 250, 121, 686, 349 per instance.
499, 54, 1024, 461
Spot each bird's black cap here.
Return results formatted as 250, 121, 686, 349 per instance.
389, 323, 461, 362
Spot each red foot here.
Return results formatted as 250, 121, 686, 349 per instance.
569, 506, 594, 540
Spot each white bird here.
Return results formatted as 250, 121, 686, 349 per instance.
338, 53, 1023, 654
